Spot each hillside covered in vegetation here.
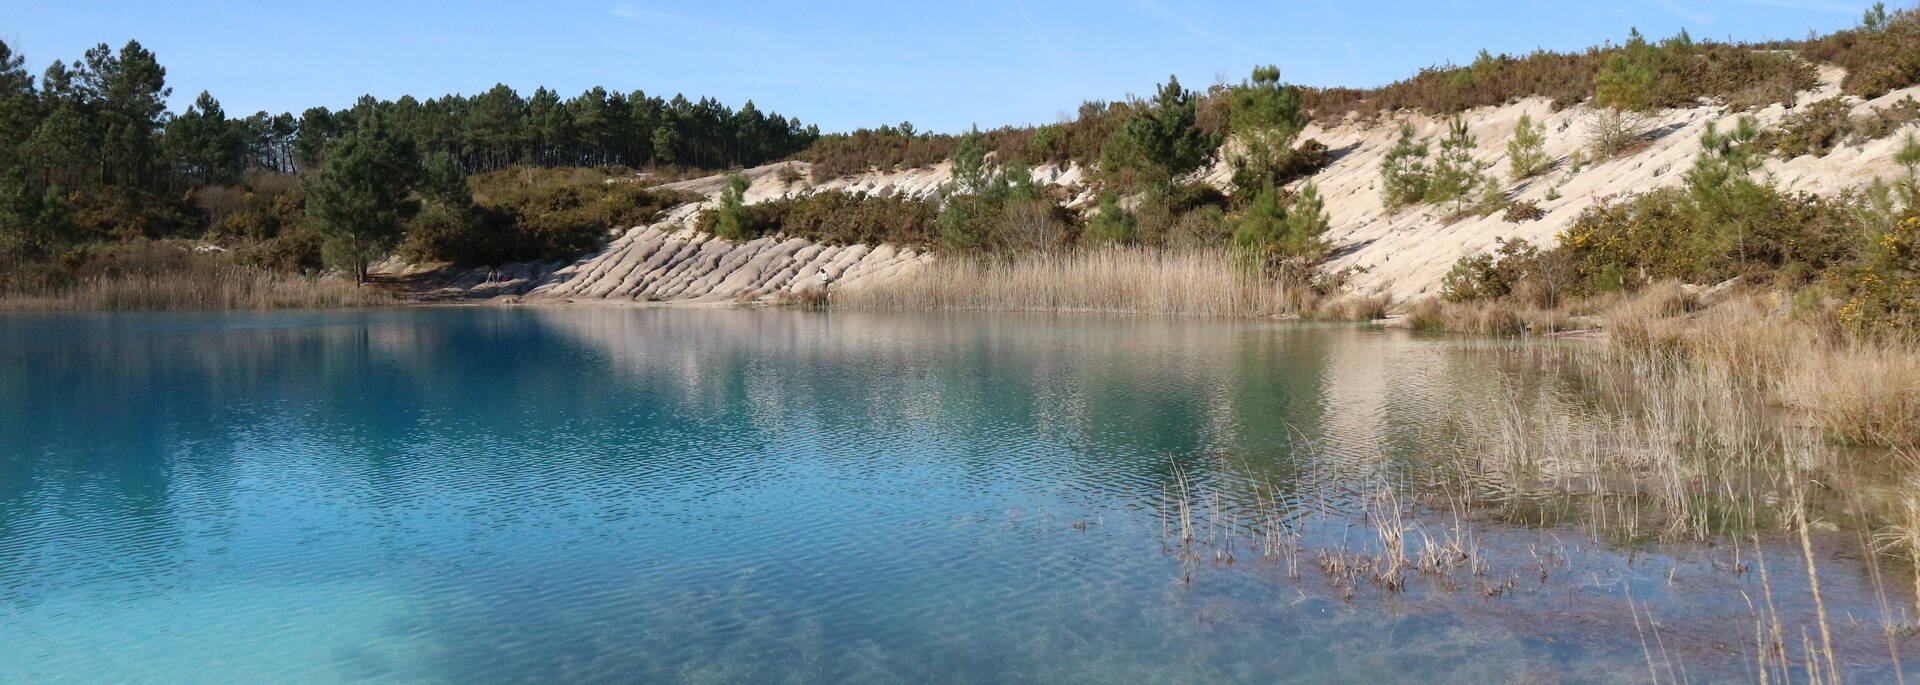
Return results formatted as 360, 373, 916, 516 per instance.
2, 3, 1919, 318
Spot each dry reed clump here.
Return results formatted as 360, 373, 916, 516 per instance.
1598, 282, 1698, 356
1452, 345, 1814, 542
1410, 273, 1919, 450
1402, 297, 1581, 335
1303, 293, 1392, 322
772, 287, 830, 310
835, 246, 1304, 318
1664, 295, 1796, 384
1782, 342, 1920, 447
1588, 286, 1920, 449
0, 262, 394, 311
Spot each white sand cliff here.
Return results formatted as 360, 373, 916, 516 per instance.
430, 65, 1920, 306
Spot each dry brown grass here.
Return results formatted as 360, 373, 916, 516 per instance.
1456, 345, 1811, 542
772, 287, 830, 310
836, 246, 1306, 318
1597, 283, 1699, 355
1782, 342, 1920, 447
1420, 279, 1920, 449
1405, 297, 1581, 335
1303, 293, 1392, 322
1, 246, 395, 311
1596, 288, 1920, 449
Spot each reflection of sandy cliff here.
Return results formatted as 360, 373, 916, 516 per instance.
529, 309, 1394, 498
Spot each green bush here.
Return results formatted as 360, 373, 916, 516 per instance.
798, 124, 957, 181
1230, 139, 1332, 202
1759, 98, 1854, 158
1300, 29, 1810, 119
1848, 97, 1920, 144
936, 193, 998, 251
1441, 238, 1566, 304
1556, 186, 1856, 290
793, 103, 1135, 182
1442, 117, 1912, 326
1795, 5, 1920, 98
711, 190, 939, 247
1836, 214, 1920, 332
402, 167, 694, 266
1502, 200, 1546, 223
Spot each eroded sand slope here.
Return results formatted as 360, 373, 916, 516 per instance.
1247, 67, 1920, 299
437, 66, 1920, 304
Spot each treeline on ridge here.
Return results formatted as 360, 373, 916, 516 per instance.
0, 37, 811, 288
797, 5, 1920, 180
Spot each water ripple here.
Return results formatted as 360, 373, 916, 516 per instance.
0, 309, 1859, 683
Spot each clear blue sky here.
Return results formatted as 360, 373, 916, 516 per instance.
0, 0, 1874, 133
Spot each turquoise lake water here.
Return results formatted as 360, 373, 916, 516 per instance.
1, 308, 1909, 683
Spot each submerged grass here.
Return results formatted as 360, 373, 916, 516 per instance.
836, 247, 1309, 318
1158, 451, 1889, 678
1415, 283, 1920, 451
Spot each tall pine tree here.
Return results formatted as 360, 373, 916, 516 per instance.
305, 117, 422, 282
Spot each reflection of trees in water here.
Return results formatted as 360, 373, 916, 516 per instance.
4, 309, 1654, 602
535, 310, 1372, 508
20, 309, 1910, 678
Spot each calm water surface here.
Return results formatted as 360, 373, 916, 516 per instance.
0, 308, 1905, 682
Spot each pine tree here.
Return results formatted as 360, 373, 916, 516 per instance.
77, 41, 171, 189
1230, 181, 1290, 253
305, 117, 423, 282
1282, 183, 1332, 257
1380, 123, 1431, 209
398, 152, 496, 265
1594, 28, 1659, 112
1863, 2, 1890, 32
1229, 181, 1330, 258
1426, 116, 1485, 210
1506, 114, 1549, 180
936, 127, 1014, 251
0, 174, 73, 258
936, 193, 996, 251
417, 152, 472, 210
1105, 75, 1220, 197
0, 40, 39, 175
1896, 132, 1920, 181
1685, 115, 1763, 208
948, 126, 993, 196
1227, 65, 1305, 136
24, 103, 95, 189
1086, 194, 1137, 244
165, 91, 241, 184
1227, 65, 1309, 194
712, 173, 755, 240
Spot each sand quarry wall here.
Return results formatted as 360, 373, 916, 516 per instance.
444, 66, 1920, 305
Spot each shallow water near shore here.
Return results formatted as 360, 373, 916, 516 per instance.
1, 307, 1913, 683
